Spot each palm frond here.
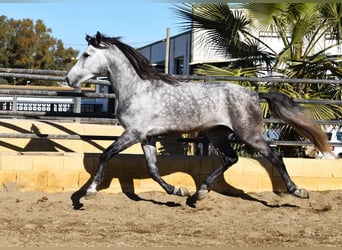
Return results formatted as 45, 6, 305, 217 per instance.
244, 3, 290, 30
172, 3, 275, 68
303, 103, 342, 120
319, 3, 342, 43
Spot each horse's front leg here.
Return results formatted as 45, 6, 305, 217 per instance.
85, 130, 139, 199
141, 138, 190, 197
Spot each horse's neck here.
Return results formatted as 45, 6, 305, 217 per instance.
107, 53, 143, 100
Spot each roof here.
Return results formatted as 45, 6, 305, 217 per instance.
136, 31, 191, 50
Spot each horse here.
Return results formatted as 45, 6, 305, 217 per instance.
66, 31, 335, 202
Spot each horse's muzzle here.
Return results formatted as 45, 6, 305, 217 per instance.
65, 76, 70, 86
65, 76, 75, 88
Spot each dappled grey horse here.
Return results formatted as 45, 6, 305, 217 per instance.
66, 32, 335, 202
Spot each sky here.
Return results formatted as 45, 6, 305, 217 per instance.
0, 0, 184, 54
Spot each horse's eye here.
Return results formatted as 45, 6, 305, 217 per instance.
83, 52, 90, 58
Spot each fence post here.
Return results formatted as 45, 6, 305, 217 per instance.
204, 75, 212, 82
13, 95, 17, 112
73, 87, 81, 123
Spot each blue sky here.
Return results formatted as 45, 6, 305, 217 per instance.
1, 0, 184, 53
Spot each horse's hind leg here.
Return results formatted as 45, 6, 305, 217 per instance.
238, 131, 309, 198
258, 141, 308, 198
195, 127, 238, 200
141, 137, 190, 197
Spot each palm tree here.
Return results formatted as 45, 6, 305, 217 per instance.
173, 3, 342, 108
247, 3, 342, 77
173, 3, 342, 156
245, 3, 342, 118
173, 3, 275, 69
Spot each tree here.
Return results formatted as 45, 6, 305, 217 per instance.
0, 16, 78, 74
54, 39, 78, 70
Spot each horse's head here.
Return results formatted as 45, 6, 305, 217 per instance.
66, 32, 109, 88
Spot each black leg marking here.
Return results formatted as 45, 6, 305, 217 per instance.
195, 128, 238, 201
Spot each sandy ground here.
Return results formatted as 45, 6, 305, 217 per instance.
0, 184, 341, 247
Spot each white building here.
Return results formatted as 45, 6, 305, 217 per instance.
137, 30, 231, 76
137, 20, 341, 76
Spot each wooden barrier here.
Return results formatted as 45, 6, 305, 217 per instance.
0, 152, 341, 194
0, 119, 341, 194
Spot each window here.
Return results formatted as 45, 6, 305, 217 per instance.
154, 61, 165, 73
174, 57, 184, 75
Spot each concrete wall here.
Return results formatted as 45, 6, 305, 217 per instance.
0, 119, 341, 194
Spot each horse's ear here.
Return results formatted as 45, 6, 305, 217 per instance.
86, 34, 92, 43
96, 32, 102, 45
85, 33, 102, 46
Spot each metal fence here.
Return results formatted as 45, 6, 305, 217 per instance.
0, 67, 116, 124
0, 68, 341, 154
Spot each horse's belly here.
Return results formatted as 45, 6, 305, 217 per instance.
159, 111, 231, 133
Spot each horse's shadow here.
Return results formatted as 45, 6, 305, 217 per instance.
71, 154, 287, 210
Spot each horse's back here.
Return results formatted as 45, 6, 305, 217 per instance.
160, 81, 260, 130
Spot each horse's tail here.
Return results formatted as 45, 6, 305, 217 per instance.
258, 92, 335, 159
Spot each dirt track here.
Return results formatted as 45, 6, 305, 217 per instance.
0, 184, 341, 247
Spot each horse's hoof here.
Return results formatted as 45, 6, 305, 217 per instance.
176, 187, 191, 197
84, 191, 97, 200
292, 188, 309, 199
197, 189, 209, 200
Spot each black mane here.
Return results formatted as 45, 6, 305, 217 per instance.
88, 33, 178, 85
